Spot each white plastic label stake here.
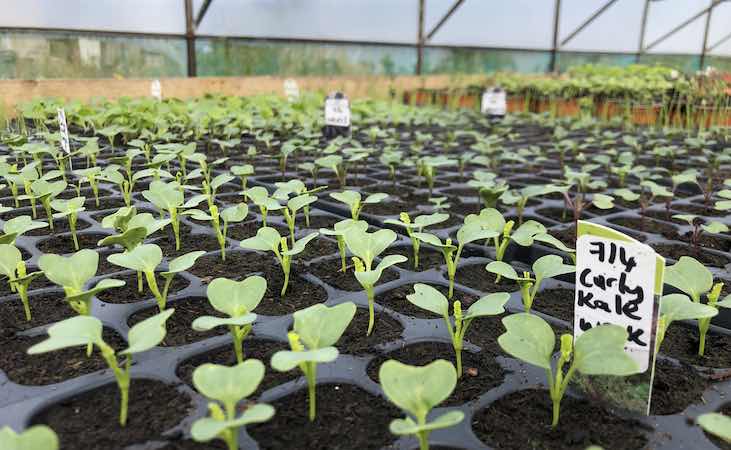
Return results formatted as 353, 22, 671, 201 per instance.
574, 235, 658, 372
283, 79, 300, 102
151, 79, 162, 100
324, 98, 351, 127
57, 108, 70, 154
481, 89, 506, 115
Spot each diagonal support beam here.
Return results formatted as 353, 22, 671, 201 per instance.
643, 1, 720, 52
195, 0, 214, 28
700, 0, 714, 70
424, 0, 465, 42
560, 0, 619, 47
707, 30, 731, 53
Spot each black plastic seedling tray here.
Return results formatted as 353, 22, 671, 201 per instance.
1, 131, 731, 450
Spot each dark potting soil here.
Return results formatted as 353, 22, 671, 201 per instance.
472, 389, 650, 450
377, 283, 478, 319
95, 272, 190, 304
301, 214, 342, 231
366, 341, 506, 406
24, 217, 91, 236
1, 328, 125, 385
673, 202, 728, 217
90, 196, 129, 211
155, 439, 227, 449
661, 322, 731, 368
31, 379, 193, 450
307, 256, 400, 291
535, 207, 577, 224
186, 252, 329, 315
534, 288, 575, 323
365, 199, 415, 217
452, 264, 519, 294
653, 243, 730, 267
649, 359, 709, 416
337, 307, 404, 355
0, 290, 74, 336
154, 232, 222, 257
387, 245, 447, 271
608, 216, 679, 239
296, 236, 340, 261
175, 339, 294, 394
247, 383, 400, 450
464, 314, 508, 356
127, 296, 227, 347
35, 232, 110, 255
225, 220, 289, 241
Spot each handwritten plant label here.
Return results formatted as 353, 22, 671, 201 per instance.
574, 220, 665, 415
324, 95, 351, 127
283, 79, 300, 102
481, 87, 506, 116
151, 79, 162, 100
57, 108, 70, 154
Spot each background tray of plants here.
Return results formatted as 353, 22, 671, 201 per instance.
0, 94, 730, 449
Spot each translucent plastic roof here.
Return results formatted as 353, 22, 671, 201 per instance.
2, 0, 729, 56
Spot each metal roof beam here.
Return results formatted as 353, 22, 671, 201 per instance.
560, 0, 619, 47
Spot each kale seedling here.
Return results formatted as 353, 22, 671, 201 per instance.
414, 223, 498, 298
672, 214, 728, 247
39, 249, 125, 316
486, 255, 574, 313
28, 310, 174, 426
185, 203, 249, 260
384, 212, 449, 269
407, 284, 508, 375
698, 413, 731, 443
499, 313, 638, 427
0, 215, 47, 245
665, 256, 731, 355
240, 227, 318, 296
655, 293, 718, 353
22, 179, 66, 230
380, 359, 464, 450
244, 186, 283, 227
191, 360, 274, 450
192, 275, 264, 363
50, 196, 85, 250
330, 190, 388, 220
142, 180, 186, 250
319, 218, 369, 272
107, 244, 204, 311
0, 244, 44, 321
271, 302, 356, 421
0, 425, 58, 450
343, 228, 407, 334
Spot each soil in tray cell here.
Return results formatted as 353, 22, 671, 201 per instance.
96, 272, 190, 304
188, 251, 329, 315
337, 307, 404, 355
451, 264, 519, 294
31, 379, 193, 450
176, 338, 295, 394
0, 291, 76, 336
377, 283, 478, 318
308, 256, 400, 292
660, 322, 731, 369
387, 245, 449, 271
247, 383, 400, 450
472, 389, 650, 450
648, 359, 709, 416
1, 328, 126, 385
652, 243, 730, 267
127, 296, 228, 347
35, 232, 111, 254
366, 341, 506, 405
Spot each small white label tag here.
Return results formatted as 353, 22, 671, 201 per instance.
325, 98, 351, 127
283, 79, 300, 102
57, 108, 70, 154
151, 79, 162, 100
481, 89, 506, 115
574, 235, 658, 372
